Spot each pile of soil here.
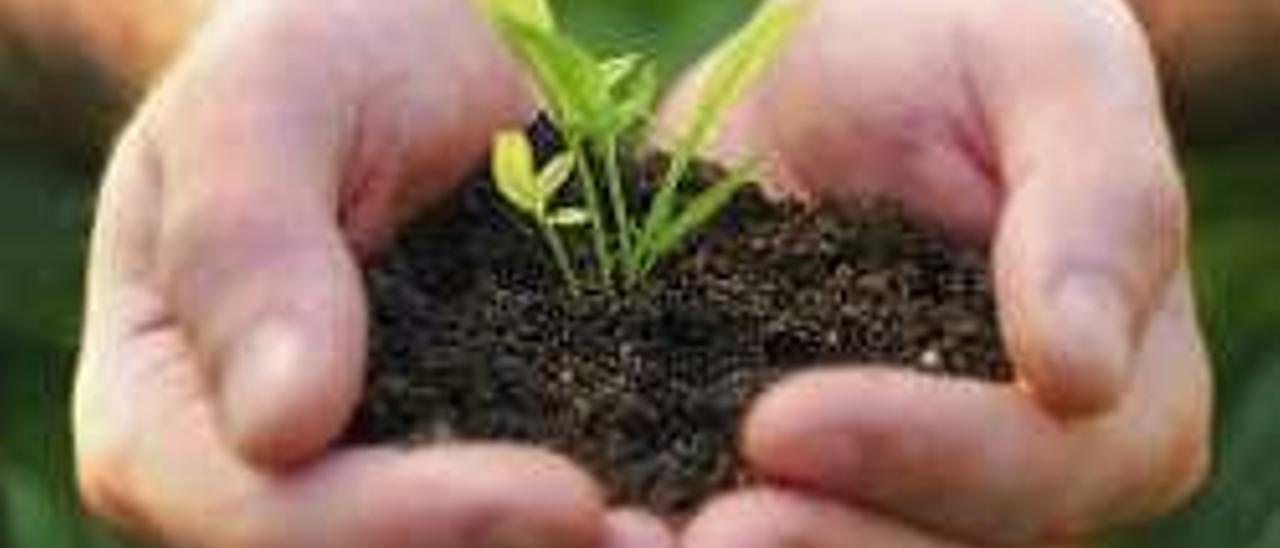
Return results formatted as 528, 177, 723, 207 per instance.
344, 140, 1011, 513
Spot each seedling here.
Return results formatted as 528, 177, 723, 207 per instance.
492, 131, 588, 291
483, 0, 807, 292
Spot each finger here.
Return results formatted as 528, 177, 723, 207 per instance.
684, 489, 967, 548
976, 0, 1188, 416
262, 446, 606, 548
141, 0, 533, 467
604, 509, 677, 548
743, 276, 1209, 545
78, 125, 606, 548
657, 0, 1003, 243
152, 77, 368, 467
77, 294, 604, 548
87, 422, 605, 548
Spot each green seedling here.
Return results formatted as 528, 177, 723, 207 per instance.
491, 130, 589, 293
482, 0, 808, 291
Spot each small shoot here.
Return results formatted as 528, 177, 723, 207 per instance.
636, 0, 808, 276
492, 130, 588, 293
481, 0, 809, 292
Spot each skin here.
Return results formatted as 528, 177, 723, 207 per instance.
671, 0, 1208, 545
0, 0, 1220, 546
74, 1, 633, 547
0, 0, 208, 90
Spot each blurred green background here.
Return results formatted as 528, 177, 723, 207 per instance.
2, 1, 1277, 546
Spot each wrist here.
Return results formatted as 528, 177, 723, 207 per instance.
1, 0, 215, 92
70, 0, 215, 89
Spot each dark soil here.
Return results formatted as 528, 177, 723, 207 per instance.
344, 137, 1011, 513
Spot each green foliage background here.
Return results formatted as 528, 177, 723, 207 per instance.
2, 1, 1277, 546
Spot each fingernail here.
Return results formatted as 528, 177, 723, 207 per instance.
1052, 273, 1135, 408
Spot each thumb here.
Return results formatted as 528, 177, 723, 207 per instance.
141, 0, 533, 467
983, 0, 1187, 416
152, 86, 367, 467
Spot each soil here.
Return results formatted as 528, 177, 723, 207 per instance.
343, 125, 1011, 513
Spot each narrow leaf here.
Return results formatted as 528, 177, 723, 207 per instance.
548, 208, 592, 227
537, 151, 576, 202
481, 0, 556, 31
492, 131, 541, 215
600, 54, 642, 89
491, 17, 606, 136
638, 1, 806, 268
646, 165, 757, 267
613, 61, 659, 135
678, 0, 808, 154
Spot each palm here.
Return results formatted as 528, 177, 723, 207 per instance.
73, 2, 618, 547
673, 0, 1209, 546
713, 0, 1004, 241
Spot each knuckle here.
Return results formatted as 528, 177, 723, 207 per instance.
76, 447, 147, 531
222, 514, 294, 548
1150, 414, 1212, 514
1095, 409, 1211, 530
1130, 168, 1189, 261
686, 491, 786, 544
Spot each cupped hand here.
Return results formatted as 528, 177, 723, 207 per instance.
73, 1, 677, 546
668, 0, 1210, 545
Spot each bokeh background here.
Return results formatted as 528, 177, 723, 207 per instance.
2, 1, 1277, 546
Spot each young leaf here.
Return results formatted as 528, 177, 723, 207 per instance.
489, 17, 607, 137
678, 0, 808, 153
600, 54, 642, 89
637, 0, 807, 267
548, 208, 592, 227
644, 165, 758, 271
492, 131, 541, 215
612, 60, 659, 135
537, 151, 576, 203
481, 0, 556, 31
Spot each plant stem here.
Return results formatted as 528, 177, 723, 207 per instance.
635, 144, 694, 271
539, 221, 581, 296
571, 139, 614, 287
601, 137, 635, 285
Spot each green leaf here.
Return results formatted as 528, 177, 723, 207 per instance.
600, 54, 643, 89
481, 0, 556, 31
548, 208, 592, 227
677, 0, 808, 154
612, 60, 659, 135
645, 164, 758, 268
490, 17, 607, 137
637, 1, 807, 271
492, 131, 541, 215
537, 151, 576, 202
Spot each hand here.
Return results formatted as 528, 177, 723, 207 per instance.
73, 1, 675, 546
667, 0, 1210, 546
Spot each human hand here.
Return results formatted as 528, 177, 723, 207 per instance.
73, 1, 676, 546
665, 0, 1210, 546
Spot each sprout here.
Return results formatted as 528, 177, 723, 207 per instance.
482, 0, 809, 292
491, 130, 588, 293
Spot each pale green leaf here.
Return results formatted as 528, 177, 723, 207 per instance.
548, 208, 592, 227
537, 151, 576, 202
490, 17, 606, 136
481, 0, 556, 31
600, 54, 642, 89
679, 0, 808, 154
492, 131, 541, 215
613, 61, 659, 133
637, 1, 806, 268
645, 164, 758, 269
